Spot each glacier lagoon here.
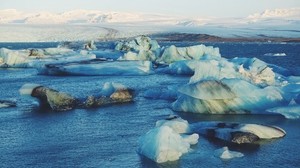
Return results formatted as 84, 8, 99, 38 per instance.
0, 41, 300, 167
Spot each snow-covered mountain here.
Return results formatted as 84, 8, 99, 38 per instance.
0, 9, 181, 24
247, 8, 300, 22
1, 8, 299, 27
0, 8, 299, 42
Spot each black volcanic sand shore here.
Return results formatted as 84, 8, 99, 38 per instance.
150, 33, 300, 43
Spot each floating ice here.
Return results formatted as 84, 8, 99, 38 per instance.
157, 44, 221, 64
0, 48, 30, 67
172, 79, 284, 114
190, 121, 286, 144
231, 57, 275, 86
19, 83, 42, 96
138, 126, 192, 163
99, 82, 129, 97
214, 147, 244, 160
116, 36, 161, 62
138, 117, 199, 163
267, 99, 300, 119
38, 60, 153, 76
0, 47, 95, 68
264, 53, 286, 57
0, 100, 16, 108
156, 116, 190, 134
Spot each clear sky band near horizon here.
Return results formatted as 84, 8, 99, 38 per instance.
0, 0, 299, 17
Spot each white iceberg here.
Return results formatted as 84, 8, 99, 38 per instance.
99, 82, 130, 97
138, 117, 199, 163
214, 147, 244, 160
157, 44, 221, 64
116, 36, 161, 62
156, 116, 190, 134
264, 53, 286, 57
138, 126, 196, 163
19, 83, 42, 96
232, 57, 275, 86
0, 100, 16, 108
0, 47, 95, 68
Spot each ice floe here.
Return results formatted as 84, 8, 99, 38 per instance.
138, 117, 199, 163
172, 79, 284, 114
264, 53, 287, 57
138, 117, 285, 163
157, 44, 221, 64
0, 100, 17, 108
214, 147, 244, 160
38, 60, 153, 76
0, 47, 95, 68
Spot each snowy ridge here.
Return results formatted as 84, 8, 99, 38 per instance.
0, 9, 180, 24
1, 8, 300, 42
1, 8, 300, 25
247, 8, 300, 21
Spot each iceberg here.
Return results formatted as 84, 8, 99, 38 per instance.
156, 116, 191, 134
138, 116, 285, 163
172, 79, 284, 114
0, 47, 95, 68
138, 117, 199, 163
58, 40, 97, 51
267, 100, 300, 119
190, 121, 286, 144
38, 60, 153, 76
19, 84, 77, 111
116, 36, 161, 62
264, 53, 286, 57
157, 44, 221, 64
232, 57, 275, 86
19, 83, 134, 111
214, 147, 244, 160
138, 126, 192, 163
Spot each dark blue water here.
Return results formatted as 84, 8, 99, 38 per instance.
0, 42, 300, 168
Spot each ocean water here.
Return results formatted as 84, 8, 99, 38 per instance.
0, 42, 300, 168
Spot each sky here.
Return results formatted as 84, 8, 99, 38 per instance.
1, 0, 299, 18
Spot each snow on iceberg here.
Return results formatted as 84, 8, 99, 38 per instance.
156, 116, 191, 134
214, 147, 244, 160
38, 60, 153, 76
172, 79, 284, 114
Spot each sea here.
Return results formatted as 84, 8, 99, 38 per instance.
0, 42, 300, 168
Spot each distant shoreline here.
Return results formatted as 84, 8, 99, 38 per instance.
151, 33, 300, 43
